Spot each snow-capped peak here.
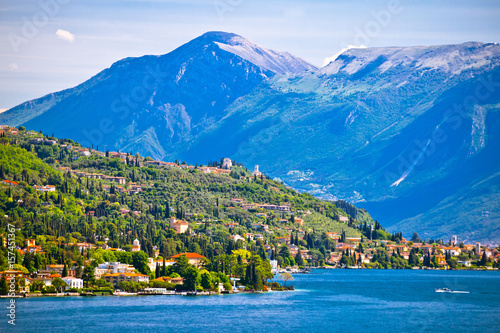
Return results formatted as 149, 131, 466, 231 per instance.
321, 42, 500, 76
200, 31, 317, 74
323, 45, 367, 67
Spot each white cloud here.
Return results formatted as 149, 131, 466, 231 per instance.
323, 45, 367, 67
56, 29, 75, 43
8, 63, 18, 71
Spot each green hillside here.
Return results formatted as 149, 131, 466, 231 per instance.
0, 128, 383, 274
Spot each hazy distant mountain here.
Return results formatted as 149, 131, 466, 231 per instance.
1, 34, 499, 244
186, 42, 500, 244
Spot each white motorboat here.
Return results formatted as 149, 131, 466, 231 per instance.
435, 288, 469, 293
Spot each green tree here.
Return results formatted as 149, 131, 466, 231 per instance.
62, 263, 68, 277
223, 281, 232, 291
200, 270, 213, 290
174, 255, 190, 275
82, 265, 95, 287
155, 263, 160, 279
161, 258, 167, 277
431, 255, 439, 268
446, 258, 458, 269
22, 253, 35, 272
408, 249, 420, 266
132, 251, 151, 275
279, 245, 291, 259
411, 232, 422, 243
182, 266, 200, 291
52, 277, 68, 292
95, 278, 114, 290
31, 280, 45, 292
295, 249, 304, 267
0, 277, 7, 295
480, 250, 488, 266
42, 286, 57, 294
118, 281, 147, 292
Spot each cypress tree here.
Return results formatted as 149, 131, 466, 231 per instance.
251, 262, 257, 287
23, 253, 32, 272
409, 250, 419, 266
480, 250, 488, 266
295, 249, 304, 266
245, 264, 252, 286
34, 255, 40, 270
0, 277, 7, 295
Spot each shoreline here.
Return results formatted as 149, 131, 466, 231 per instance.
2, 268, 498, 299
1, 288, 295, 299
316, 266, 499, 271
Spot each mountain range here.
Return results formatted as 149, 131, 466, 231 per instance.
1, 32, 499, 244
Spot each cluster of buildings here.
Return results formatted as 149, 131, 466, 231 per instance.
33, 185, 56, 192
29, 138, 102, 160
0, 264, 84, 293
2, 179, 58, 194
143, 159, 231, 175
95, 261, 149, 285
230, 198, 291, 212
102, 183, 143, 195
59, 167, 126, 185
142, 157, 266, 180
144, 157, 235, 175
0, 125, 19, 136
322, 236, 499, 268
29, 137, 57, 146
1, 234, 211, 293
89, 252, 207, 287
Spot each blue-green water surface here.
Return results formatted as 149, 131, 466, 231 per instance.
1, 270, 499, 332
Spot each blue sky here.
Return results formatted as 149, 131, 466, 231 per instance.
1, 0, 499, 110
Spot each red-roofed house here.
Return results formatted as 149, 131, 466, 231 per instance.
2, 180, 18, 186
171, 253, 206, 267
153, 276, 184, 284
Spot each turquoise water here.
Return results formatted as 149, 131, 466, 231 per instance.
1, 270, 499, 332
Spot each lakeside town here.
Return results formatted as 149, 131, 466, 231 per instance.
1, 231, 499, 298
0, 125, 499, 298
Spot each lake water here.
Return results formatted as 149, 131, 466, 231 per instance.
2, 270, 499, 332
